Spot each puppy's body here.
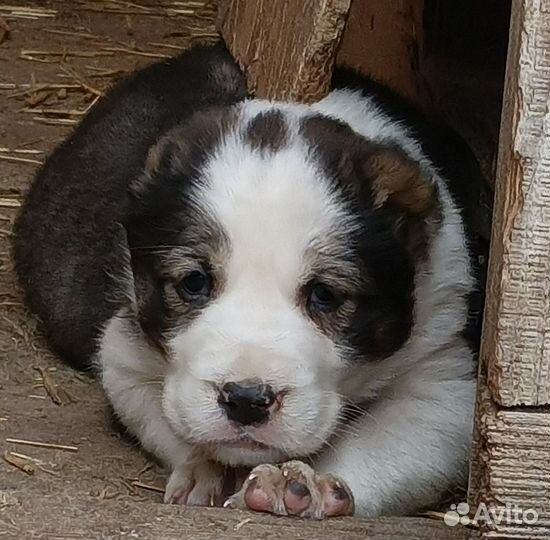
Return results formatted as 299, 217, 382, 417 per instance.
14, 45, 481, 517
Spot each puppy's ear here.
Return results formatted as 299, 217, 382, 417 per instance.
143, 132, 187, 179
129, 128, 195, 204
120, 133, 184, 350
301, 115, 437, 214
355, 145, 439, 259
121, 107, 237, 345
122, 126, 199, 343
361, 146, 436, 217
129, 106, 237, 203
301, 115, 439, 258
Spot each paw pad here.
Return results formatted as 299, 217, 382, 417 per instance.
225, 461, 354, 519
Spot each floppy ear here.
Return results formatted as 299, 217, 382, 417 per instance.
301, 115, 437, 217
129, 106, 236, 203
121, 128, 198, 344
121, 108, 237, 344
301, 115, 439, 259
143, 132, 187, 179
129, 127, 199, 204
119, 131, 191, 349
361, 145, 437, 217
355, 144, 440, 259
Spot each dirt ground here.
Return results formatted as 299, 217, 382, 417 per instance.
0, 2, 477, 539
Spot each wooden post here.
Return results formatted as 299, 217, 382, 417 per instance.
480, 0, 550, 408
469, 1, 550, 537
217, 0, 351, 102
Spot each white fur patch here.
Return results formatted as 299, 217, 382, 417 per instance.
163, 111, 352, 463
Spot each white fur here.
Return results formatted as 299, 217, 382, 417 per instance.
161, 123, 356, 466
98, 89, 476, 516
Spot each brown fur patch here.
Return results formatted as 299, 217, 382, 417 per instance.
305, 295, 358, 343
366, 149, 434, 216
244, 110, 288, 153
297, 240, 366, 343
300, 114, 436, 217
144, 137, 172, 177
143, 193, 231, 341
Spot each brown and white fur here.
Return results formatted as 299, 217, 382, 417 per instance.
14, 44, 481, 518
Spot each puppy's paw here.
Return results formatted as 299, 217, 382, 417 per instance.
165, 461, 224, 507
224, 460, 354, 519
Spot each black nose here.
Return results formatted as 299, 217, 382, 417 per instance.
218, 381, 276, 426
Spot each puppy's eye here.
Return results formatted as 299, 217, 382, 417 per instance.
176, 270, 213, 304
307, 282, 341, 312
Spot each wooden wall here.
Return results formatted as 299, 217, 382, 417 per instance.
469, 1, 550, 537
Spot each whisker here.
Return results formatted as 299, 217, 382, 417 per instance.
129, 245, 186, 251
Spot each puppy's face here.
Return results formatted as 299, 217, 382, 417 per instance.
124, 106, 437, 466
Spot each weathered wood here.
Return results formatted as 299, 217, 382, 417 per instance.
217, 0, 351, 102
4, 495, 478, 540
469, 377, 550, 539
469, 4, 550, 536
479, 0, 550, 407
336, 0, 426, 104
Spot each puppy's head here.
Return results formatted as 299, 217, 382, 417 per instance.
123, 104, 439, 466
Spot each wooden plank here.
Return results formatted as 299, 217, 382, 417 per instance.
3, 495, 478, 540
336, 0, 426, 104
480, 0, 550, 406
217, 0, 351, 102
469, 378, 550, 539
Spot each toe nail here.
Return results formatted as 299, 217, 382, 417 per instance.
223, 499, 232, 508
288, 480, 310, 499
282, 470, 289, 477
248, 473, 257, 481
332, 484, 349, 501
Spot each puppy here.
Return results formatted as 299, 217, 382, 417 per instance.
14, 43, 483, 518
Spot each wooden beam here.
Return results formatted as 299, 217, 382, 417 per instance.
481, 0, 550, 406
6, 495, 478, 540
336, 0, 426, 105
469, 377, 550, 539
217, 0, 351, 102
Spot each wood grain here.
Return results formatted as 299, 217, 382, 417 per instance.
470, 5, 550, 536
481, 0, 550, 406
3, 495, 478, 540
336, 0, 426, 104
217, 0, 351, 102
469, 378, 550, 539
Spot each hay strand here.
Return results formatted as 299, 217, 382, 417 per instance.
3, 450, 35, 474
0, 198, 21, 208
34, 366, 73, 406
6, 438, 79, 453
0, 155, 42, 165
130, 480, 165, 494
0, 6, 57, 20
101, 46, 168, 59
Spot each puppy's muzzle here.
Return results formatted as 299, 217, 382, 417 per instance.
218, 380, 277, 426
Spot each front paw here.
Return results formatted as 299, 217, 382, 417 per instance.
165, 461, 224, 507
225, 460, 354, 519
